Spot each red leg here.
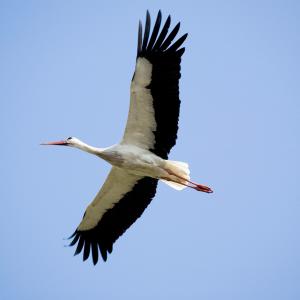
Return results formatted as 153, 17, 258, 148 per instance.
161, 177, 204, 192
164, 169, 213, 193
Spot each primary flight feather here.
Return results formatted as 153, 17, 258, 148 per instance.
42, 10, 213, 265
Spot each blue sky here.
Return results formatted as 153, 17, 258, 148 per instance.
1, 1, 299, 299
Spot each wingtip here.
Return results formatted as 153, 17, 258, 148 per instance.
138, 19, 142, 33
145, 10, 151, 26
175, 22, 181, 30
142, 10, 151, 52
66, 231, 77, 240
157, 11, 162, 23
73, 236, 84, 256
68, 233, 80, 247
181, 33, 188, 41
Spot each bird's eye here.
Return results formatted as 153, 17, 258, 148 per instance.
67, 137, 72, 140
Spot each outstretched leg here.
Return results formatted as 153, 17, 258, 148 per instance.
164, 169, 213, 193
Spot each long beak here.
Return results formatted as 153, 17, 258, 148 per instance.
40, 140, 68, 146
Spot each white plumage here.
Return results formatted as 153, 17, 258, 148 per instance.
42, 11, 212, 264
124, 58, 156, 148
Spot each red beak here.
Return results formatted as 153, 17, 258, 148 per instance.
40, 140, 68, 146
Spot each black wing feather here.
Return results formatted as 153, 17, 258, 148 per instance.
166, 33, 188, 53
83, 240, 90, 261
141, 11, 151, 52
99, 243, 107, 262
69, 233, 80, 246
153, 15, 171, 50
91, 242, 98, 265
147, 10, 162, 50
74, 236, 84, 256
160, 22, 181, 51
137, 21, 142, 55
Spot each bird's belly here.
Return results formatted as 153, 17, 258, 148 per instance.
124, 162, 163, 178
105, 145, 166, 178
122, 155, 165, 178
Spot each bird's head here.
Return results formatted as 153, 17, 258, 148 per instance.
41, 136, 81, 147
41, 137, 102, 156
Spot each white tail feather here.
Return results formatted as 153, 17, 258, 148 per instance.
168, 160, 190, 175
161, 160, 191, 190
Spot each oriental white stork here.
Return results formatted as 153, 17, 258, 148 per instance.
42, 11, 213, 265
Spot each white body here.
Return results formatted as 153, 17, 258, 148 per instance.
69, 138, 189, 185
101, 144, 167, 178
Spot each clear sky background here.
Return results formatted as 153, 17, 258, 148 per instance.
1, 1, 299, 299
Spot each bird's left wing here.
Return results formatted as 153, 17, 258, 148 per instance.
69, 167, 158, 264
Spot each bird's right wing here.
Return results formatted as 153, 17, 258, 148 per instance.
69, 167, 158, 264
122, 11, 188, 159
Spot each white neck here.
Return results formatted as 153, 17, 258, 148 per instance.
71, 138, 106, 157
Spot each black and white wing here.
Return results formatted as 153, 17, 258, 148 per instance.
122, 10, 188, 159
69, 167, 158, 264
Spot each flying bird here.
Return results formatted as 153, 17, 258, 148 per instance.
42, 11, 213, 265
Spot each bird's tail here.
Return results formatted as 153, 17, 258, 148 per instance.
161, 160, 190, 190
